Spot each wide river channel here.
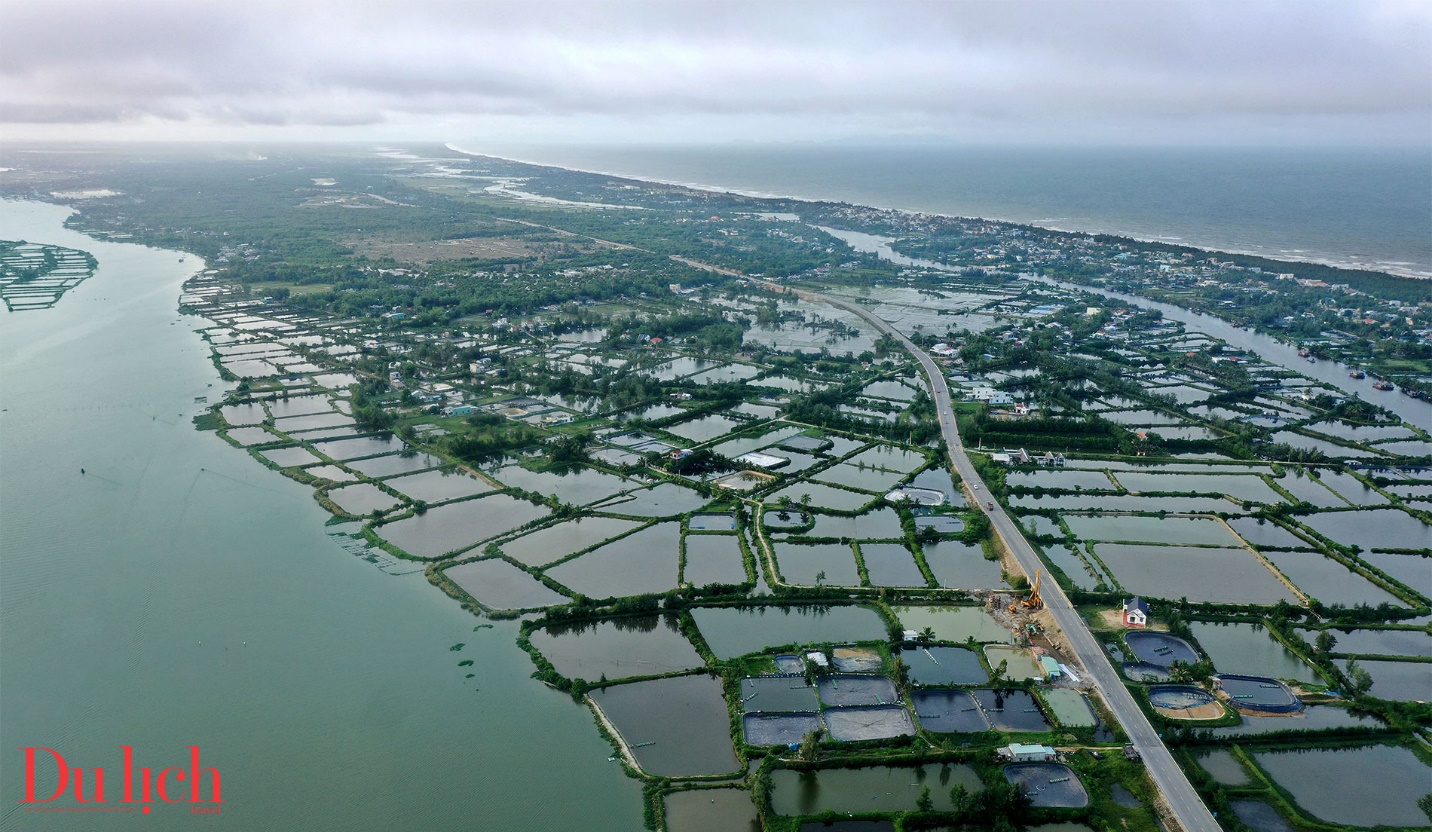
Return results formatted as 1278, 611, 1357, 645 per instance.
0, 201, 642, 830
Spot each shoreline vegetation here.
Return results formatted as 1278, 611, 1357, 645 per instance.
3, 144, 1428, 831
445, 143, 1432, 283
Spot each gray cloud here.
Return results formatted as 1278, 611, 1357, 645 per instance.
1, 0, 1428, 144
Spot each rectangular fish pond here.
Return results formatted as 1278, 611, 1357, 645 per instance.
895, 606, 1015, 644
1251, 744, 1432, 828
691, 605, 889, 660
589, 674, 741, 777
529, 614, 705, 683
769, 763, 983, 815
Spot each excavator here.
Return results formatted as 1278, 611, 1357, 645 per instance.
1009, 569, 1043, 614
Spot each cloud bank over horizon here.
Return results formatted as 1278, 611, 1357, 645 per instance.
3, 0, 1429, 146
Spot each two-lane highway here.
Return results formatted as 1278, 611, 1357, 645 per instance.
775, 283, 1222, 832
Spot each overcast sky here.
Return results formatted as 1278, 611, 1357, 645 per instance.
2, 0, 1429, 146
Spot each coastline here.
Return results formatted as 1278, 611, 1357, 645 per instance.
445, 143, 1429, 282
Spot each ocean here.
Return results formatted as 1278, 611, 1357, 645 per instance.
471, 143, 1432, 280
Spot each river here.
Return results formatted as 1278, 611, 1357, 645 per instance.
820, 225, 1432, 430
0, 201, 643, 830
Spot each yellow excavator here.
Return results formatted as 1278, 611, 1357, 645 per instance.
1009, 570, 1043, 613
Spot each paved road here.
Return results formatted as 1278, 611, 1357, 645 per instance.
777, 284, 1222, 832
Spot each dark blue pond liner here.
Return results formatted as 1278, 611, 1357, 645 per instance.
817, 674, 899, 707
1124, 631, 1200, 667
973, 689, 1051, 732
1216, 674, 1302, 713
774, 654, 804, 674
743, 712, 824, 746
1004, 763, 1090, 808
740, 676, 820, 713
1147, 685, 1218, 710
912, 689, 991, 732
900, 646, 989, 685
1123, 661, 1173, 682
823, 705, 916, 741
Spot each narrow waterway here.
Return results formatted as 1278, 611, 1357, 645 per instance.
0, 201, 643, 831
822, 225, 1432, 429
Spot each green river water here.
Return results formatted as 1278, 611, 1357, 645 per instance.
0, 201, 642, 830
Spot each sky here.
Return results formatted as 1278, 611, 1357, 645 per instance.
2, 0, 1429, 147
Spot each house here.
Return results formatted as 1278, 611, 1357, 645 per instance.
1000, 743, 1057, 763
1123, 597, 1150, 628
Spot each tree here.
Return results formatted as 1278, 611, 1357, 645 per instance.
1343, 659, 1374, 696
916, 785, 933, 812
797, 728, 823, 762
1314, 630, 1337, 656
917, 626, 936, 644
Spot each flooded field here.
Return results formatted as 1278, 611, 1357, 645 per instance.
1209, 705, 1385, 737
683, 533, 748, 587
1260, 551, 1406, 607
801, 508, 905, 540
1064, 514, 1240, 546
1013, 494, 1237, 514
327, 483, 402, 515
769, 763, 982, 815
1188, 622, 1320, 683
501, 516, 644, 567
664, 414, 744, 442
1094, 543, 1297, 605
1299, 509, 1432, 552
493, 464, 634, 505
443, 558, 569, 610
384, 468, 494, 503
691, 605, 888, 659
860, 543, 928, 587
813, 463, 904, 492
664, 788, 760, 832
1227, 518, 1314, 549
1195, 748, 1250, 786
1007, 469, 1119, 491
259, 445, 322, 467
1360, 552, 1432, 592
1252, 744, 1431, 827
596, 482, 711, 517
766, 481, 880, 512
545, 522, 682, 599
589, 674, 741, 777
530, 614, 704, 681
1332, 658, 1432, 701
347, 452, 445, 478
776, 542, 861, 586
1318, 627, 1431, 658
1112, 472, 1283, 503
922, 540, 1005, 589
315, 434, 402, 460
377, 494, 550, 557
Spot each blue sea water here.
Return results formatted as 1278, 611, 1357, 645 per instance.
475, 143, 1431, 280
